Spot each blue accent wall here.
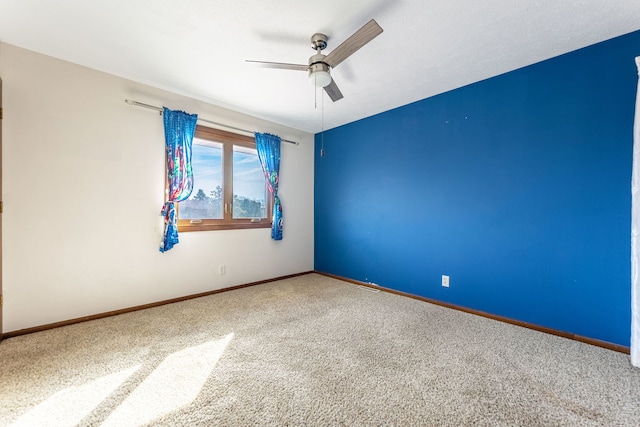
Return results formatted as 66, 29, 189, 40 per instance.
314, 30, 640, 347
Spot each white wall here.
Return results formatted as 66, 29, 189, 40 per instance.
0, 43, 315, 333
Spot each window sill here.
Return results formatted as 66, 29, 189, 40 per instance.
178, 221, 272, 232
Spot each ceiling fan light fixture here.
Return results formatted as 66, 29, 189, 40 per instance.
308, 60, 331, 87
310, 69, 331, 87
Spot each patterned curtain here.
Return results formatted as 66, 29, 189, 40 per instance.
160, 107, 198, 252
255, 132, 283, 240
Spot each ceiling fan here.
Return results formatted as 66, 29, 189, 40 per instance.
246, 19, 383, 102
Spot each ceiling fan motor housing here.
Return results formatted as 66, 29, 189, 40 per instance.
309, 61, 330, 76
309, 54, 329, 71
308, 53, 331, 87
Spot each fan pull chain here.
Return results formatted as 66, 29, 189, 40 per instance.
320, 89, 325, 157
314, 73, 318, 109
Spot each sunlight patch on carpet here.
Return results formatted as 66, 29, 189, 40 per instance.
101, 333, 234, 427
10, 365, 140, 427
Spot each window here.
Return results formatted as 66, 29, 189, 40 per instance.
177, 126, 272, 231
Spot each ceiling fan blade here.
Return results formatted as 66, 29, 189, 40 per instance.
324, 19, 383, 68
245, 60, 308, 71
324, 78, 343, 102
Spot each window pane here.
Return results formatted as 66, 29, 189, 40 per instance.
233, 146, 267, 219
179, 141, 223, 219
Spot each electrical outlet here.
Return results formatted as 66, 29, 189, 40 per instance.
219, 265, 226, 275
442, 275, 450, 287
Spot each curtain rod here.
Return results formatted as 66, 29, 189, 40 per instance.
124, 99, 299, 145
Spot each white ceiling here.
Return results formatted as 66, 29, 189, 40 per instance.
1, 0, 640, 134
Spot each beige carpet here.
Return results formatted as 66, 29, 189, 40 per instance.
1, 273, 640, 426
